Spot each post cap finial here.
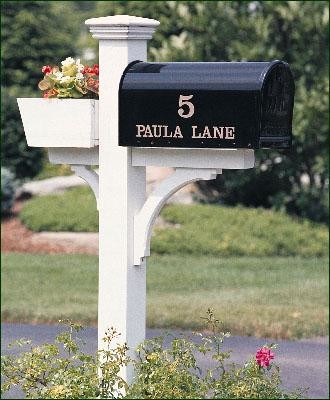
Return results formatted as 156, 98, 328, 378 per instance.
85, 15, 160, 40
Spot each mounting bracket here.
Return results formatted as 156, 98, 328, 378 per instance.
70, 165, 99, 209
133, 167, 220, 266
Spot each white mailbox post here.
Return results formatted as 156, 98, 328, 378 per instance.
85, 16, 159, 384
18, 15, 256, 383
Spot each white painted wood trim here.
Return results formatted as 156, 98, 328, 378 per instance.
47, 147, 254, 170
85, 15, 159, 40
134, 167, 219, 266
70, 165, 99, 209
47, 147, 99, 165
132, 148, 255, 169
17, 98, 99, 148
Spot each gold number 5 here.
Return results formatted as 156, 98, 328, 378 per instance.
178, 95, 195, 118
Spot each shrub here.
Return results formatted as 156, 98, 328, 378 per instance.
19, 190, 328, 257
1, 166, 16, 215
152, 204, 328, 257
1, 89, 44, 179
20, 186, 98, 232
1, 311, 306, 399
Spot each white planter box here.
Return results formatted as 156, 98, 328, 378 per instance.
17, 98, 99, 148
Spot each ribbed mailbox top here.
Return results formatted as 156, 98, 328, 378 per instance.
121, 60, 293, 91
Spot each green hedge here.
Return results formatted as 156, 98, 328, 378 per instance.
20, 186, 328, 257
20, 187, 98, 232
1, 90, 44, 180
152, 204, 328, 258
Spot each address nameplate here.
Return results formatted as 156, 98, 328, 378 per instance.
119, 90, 257, 148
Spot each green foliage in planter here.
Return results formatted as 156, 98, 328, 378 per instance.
1, 311, 305, 399
1, 167, 16, 216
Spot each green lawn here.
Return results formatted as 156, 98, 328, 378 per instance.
20, 187, 328, 257
2, 253, 328, 339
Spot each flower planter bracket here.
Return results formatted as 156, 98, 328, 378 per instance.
70, 165, 99, 209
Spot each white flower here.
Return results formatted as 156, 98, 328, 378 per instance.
77, 64, 84, 72
76, 58, 85, 72
55, 71, 64, 80
76, 73, 84, 80
61, 57, 75, 67
60, 75, 73, 84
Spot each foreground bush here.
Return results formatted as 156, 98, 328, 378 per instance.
1, 310, 305, 399
1, 166, 16, 216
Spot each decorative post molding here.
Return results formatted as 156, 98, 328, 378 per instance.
86, 15, 159, 40
85, 15, 159, 384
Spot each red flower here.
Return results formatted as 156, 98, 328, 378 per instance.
92, 64, 99, 75
82, 66, 93, 74
42, 65, 52, 74
82, 64, 99, 76
43, 89, 58, 98
256, 347, 275, 367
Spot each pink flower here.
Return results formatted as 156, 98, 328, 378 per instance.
42, 65, 52, 74
256, 347, 275, 367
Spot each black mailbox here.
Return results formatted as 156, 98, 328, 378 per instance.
119, 60, 294, 149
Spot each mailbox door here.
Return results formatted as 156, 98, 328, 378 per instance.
259, 62, 294, 148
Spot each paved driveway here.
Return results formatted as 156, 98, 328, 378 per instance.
1, 323, 328, 399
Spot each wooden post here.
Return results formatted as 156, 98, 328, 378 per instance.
85, 15, 159, 383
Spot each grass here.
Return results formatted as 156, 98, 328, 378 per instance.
35, 162, 73, 180
1, 253, 328, 339
20, 187, 328, 257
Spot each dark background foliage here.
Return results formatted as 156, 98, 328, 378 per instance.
1, 1, 80, 179
1, 1, 328, 222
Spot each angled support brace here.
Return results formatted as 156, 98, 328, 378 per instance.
134, 167, 221, 266
71, 165, 99, 210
